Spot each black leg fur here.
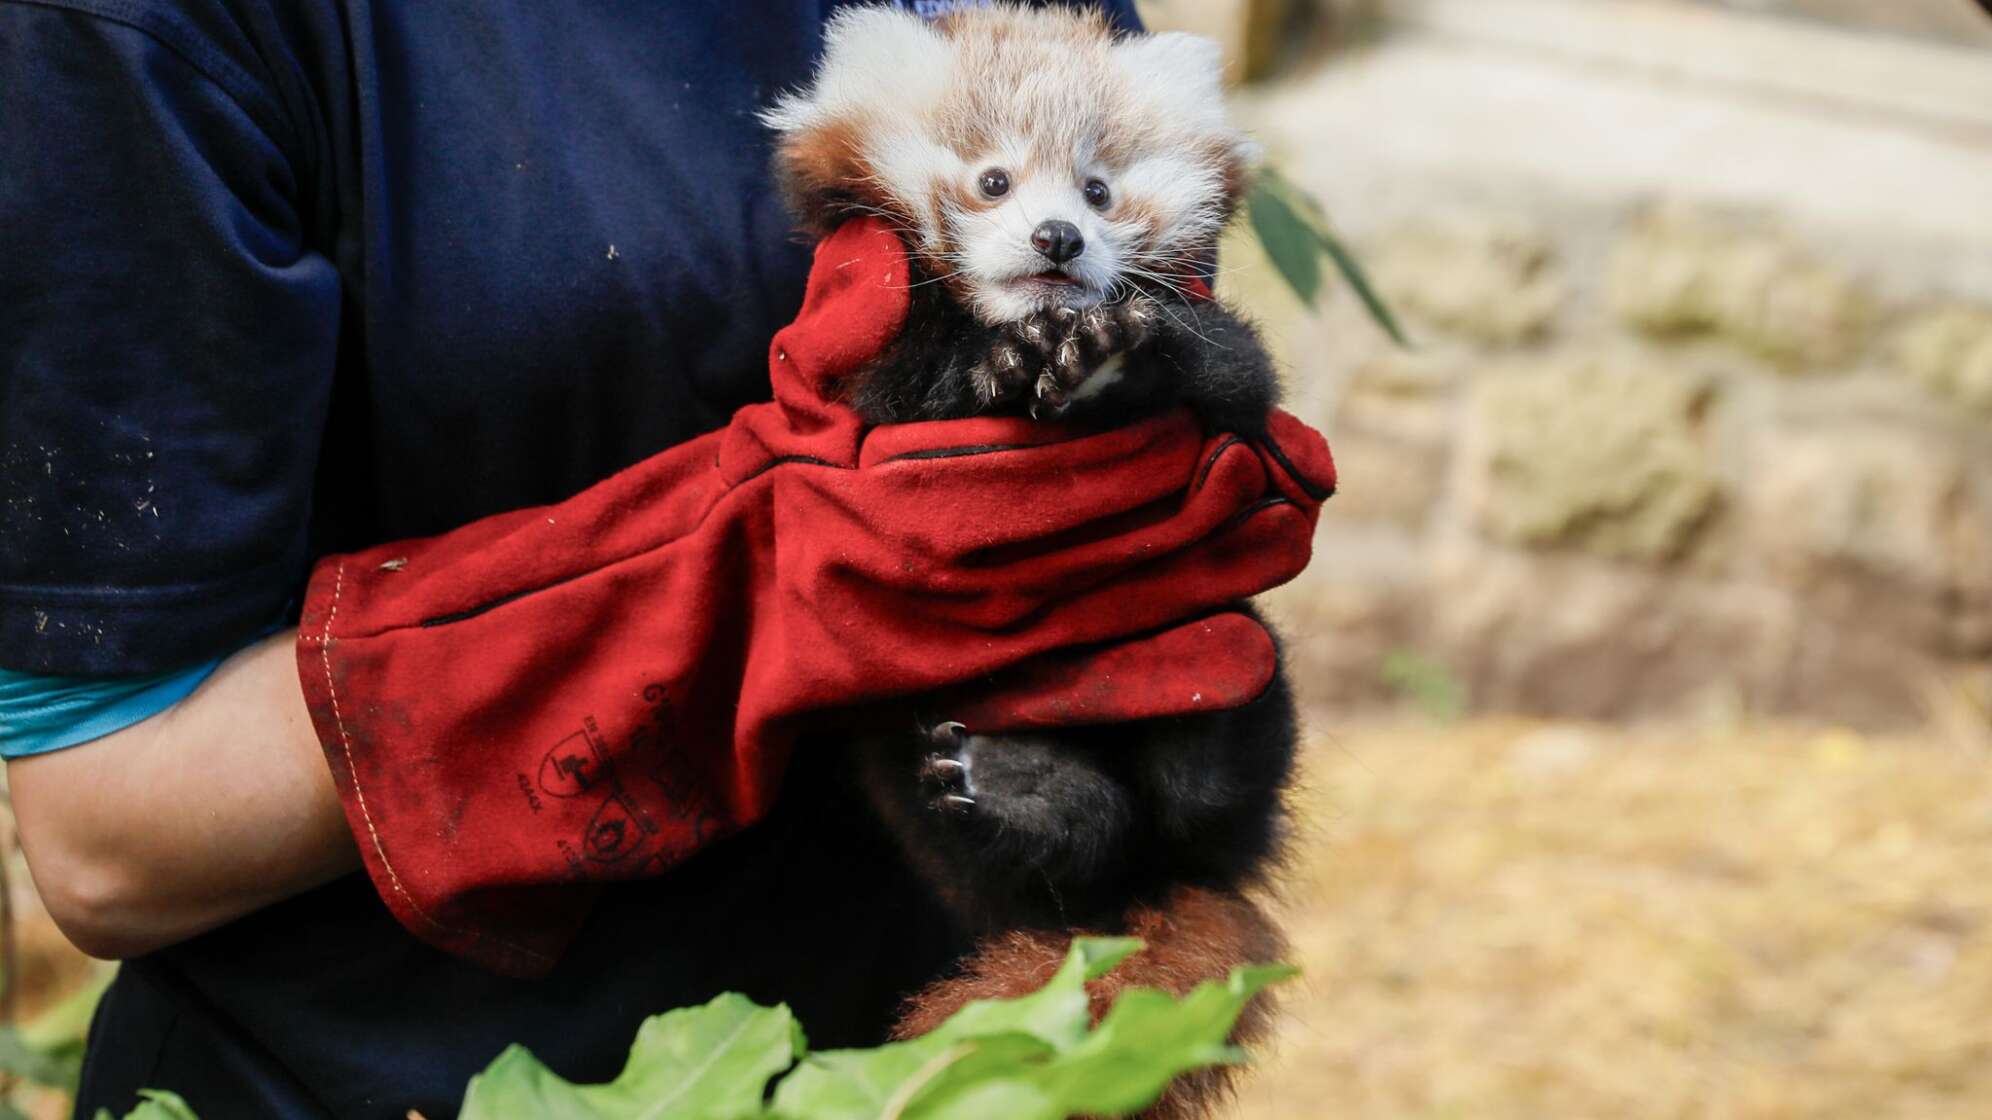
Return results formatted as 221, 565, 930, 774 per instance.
841, 253, 1298, 921
833, 255, 1299, 1119
855, 612, 1295, 936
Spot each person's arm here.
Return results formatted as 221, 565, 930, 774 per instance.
1, 11, 344, 954
10, 631, 356, 958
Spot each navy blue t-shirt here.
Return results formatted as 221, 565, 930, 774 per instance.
0, 0, 1136, 1115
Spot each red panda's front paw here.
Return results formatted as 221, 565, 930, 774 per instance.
967, 336, 1034, 408
1040, 300, 1160, 415
981, 301, 1156, 418
968, 313, 1068, 410
1089, 294, 1159, 355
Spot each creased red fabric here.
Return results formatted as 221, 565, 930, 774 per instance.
295, 218, 1335, 976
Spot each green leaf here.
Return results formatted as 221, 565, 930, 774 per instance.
922, 936, 1141, 1050
770, 935, 1135, 1119
90, 938, 1296, 1120
459, 993, 800, 1120
913, 962, 1297, 1120
10, 966, 115, 1094
1246, 177, 1323, 307
1032, 964, 1297, 1116
783, 939, 1293, 1120
772, 1033, 1054, 1120
0, 1026, 74, 1089
95, 1090, 201, 1120
1312, 219, 1410, 346
1251, 165, 1411, 347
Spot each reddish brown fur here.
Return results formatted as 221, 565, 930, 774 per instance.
772, 116, 880, 233
1203, 139, 1254, 224
893, 887, 1286, 1120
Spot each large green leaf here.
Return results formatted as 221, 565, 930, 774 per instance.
920, 936, 1141, 1050
777, 938, 1287, 1120
1030, 964, 1297, 1116
904, 961, 1295, 1120
771, 1033, 1054, 1120
768, 936, 1139, 1119
100, 937, 1293, 1120
459, 993, 801, 1120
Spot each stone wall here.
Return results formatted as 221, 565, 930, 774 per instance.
1224, 0, 1992, 727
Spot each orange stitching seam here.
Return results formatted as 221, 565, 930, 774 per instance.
312, 560, 553, 965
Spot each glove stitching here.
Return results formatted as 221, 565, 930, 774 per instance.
315, 559, 554, 966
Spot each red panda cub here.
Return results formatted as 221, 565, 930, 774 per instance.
767, 7, 1297, 1116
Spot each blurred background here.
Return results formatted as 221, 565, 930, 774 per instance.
1160, 0, 1992, 1116
4, 1, 1992, 1116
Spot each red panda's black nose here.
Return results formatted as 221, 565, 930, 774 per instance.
1031, 220, 1085, 265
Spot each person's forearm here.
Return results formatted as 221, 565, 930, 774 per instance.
9, 631, 357, 959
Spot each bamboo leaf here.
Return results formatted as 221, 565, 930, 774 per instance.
1246, 177, 1324, 307
1253, 165, 1410, 346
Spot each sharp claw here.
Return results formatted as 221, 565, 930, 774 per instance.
922, 755, 966, 779
939, 794, 976, 814
970, 364, 1001, 404
928, 721, 966, 745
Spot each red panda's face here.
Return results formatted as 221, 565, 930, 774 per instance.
766, 4, 1256, 324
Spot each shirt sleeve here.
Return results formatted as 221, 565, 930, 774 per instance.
0, 660, 223, 758
0, 3, 340, 676
1090, 0, 1142, 31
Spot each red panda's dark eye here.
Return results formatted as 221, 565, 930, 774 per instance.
978, 169, 1010, 199
1084, 179, 1111, 209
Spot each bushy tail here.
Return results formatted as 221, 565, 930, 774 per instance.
892, 886, 1285, 1120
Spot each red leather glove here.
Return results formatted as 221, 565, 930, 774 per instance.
295, 218, 1334, 976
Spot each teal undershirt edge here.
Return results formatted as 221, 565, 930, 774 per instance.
0, 658, 226, 758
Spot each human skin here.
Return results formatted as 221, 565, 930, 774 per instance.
8, 631, 358, 959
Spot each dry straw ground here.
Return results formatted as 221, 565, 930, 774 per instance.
10, 719, 1990, 1118
1235, 720, 1992, 1119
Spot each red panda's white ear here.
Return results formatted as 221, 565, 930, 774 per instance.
764, 8, 951, 137
1113, 31, 1230, 131
1114, 31, 1259, 213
